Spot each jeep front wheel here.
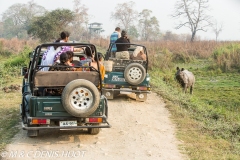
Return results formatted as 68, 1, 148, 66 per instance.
62, 79, 100, 117
124, 63, 146, 85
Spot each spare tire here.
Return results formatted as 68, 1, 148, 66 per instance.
124, 63, 146, 85
61, 79, 100, 117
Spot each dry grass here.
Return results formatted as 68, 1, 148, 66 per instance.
137, 40, 223, 58
93, 38, 235, 58
90, 38, 109, 50
213, 43, 240, 71
0, 38, 38, 54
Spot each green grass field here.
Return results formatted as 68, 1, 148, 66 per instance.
150, 58, 240, 159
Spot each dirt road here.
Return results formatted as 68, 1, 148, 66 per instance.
1, 92, 186, 160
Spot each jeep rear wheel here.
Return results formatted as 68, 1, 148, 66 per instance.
124, 63, 146, 85
62, 79, 100, 117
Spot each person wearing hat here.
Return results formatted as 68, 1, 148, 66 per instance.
115, 30, 130, 59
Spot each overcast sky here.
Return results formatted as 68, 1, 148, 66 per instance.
0, 0, 240, 40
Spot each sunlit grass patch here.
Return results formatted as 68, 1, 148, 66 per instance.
0, 76, 22, 151
166, 102, 236, 160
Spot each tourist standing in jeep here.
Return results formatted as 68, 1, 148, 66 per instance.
115, 30, 131, 59
110, 27, 121, 58
54, 31, 73, 63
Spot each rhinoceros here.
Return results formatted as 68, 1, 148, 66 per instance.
175, 67, 195, 94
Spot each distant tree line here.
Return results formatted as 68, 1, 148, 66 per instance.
0, 0, 89, 42
0, 0, 222, 42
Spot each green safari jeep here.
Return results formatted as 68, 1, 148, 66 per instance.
103, 43, 151, 101
21, 43, 110, 137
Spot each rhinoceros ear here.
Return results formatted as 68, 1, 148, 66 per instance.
176, 67, 179, 70
181, 68, 184, 71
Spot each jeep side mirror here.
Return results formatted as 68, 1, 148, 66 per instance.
29, 52, 33, 58
21, 66, 28, 76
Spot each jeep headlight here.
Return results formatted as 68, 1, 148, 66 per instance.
146, 77, 150, 81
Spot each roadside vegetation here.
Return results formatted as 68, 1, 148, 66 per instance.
0, 39, 35, 151
147, 41, 240, 159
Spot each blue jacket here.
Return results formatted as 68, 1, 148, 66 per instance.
110, 31, 119, 52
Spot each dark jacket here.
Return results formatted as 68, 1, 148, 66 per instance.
49, 62, 74, 71
115, 37, 130, 52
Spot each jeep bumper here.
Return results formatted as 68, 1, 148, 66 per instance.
21, 121, 111, 130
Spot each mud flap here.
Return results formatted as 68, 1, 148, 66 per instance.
27, 130, 39, 137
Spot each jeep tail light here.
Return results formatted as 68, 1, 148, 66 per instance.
85, 118, 102, 123
31, 119, 50, 124
103, 84, 115, 88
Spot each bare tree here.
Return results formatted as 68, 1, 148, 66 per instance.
212, 20, 223, 41
111, 1, 138, 31
2, 0, 46, 28
1, 0, 46, 38
138, 9, 160, 41
70, 0, 89, 41
172, 0, 212, 42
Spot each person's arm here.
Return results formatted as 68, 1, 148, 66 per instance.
73, 47, 82, 52
118, 32, 121, 38
126, 37, 130, 43
109, 33, 114, 50
100, 65, 105, 80
125, 38, 130, 48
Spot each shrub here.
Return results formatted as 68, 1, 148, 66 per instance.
4, 46, 31, 68
172, 51, 195, 63
213, 43, 240, 72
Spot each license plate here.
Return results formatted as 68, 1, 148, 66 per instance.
60, 121, 77, 127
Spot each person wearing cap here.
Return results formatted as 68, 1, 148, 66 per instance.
110, 27, 121, 58
115, 30, 130, 59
